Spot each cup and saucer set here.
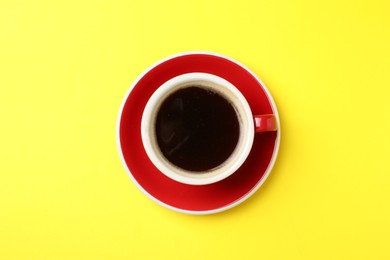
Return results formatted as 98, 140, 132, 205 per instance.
117, 52, 280, 215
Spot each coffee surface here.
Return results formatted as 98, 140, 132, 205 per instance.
155, 86, 240, 172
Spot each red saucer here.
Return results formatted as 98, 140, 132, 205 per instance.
117, 52, 280, 214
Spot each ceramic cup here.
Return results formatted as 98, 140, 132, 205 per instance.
141, 72, 277, 185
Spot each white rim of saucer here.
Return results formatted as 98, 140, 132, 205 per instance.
116, 51, 281, 215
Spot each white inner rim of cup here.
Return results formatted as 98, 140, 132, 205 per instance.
141, 73, 254, 185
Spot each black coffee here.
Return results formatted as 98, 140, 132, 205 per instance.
155, 86, 240, 172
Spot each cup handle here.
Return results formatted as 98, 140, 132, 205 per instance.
254, 114, 278, 133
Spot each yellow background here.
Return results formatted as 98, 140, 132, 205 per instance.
1, 0, 389, 259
